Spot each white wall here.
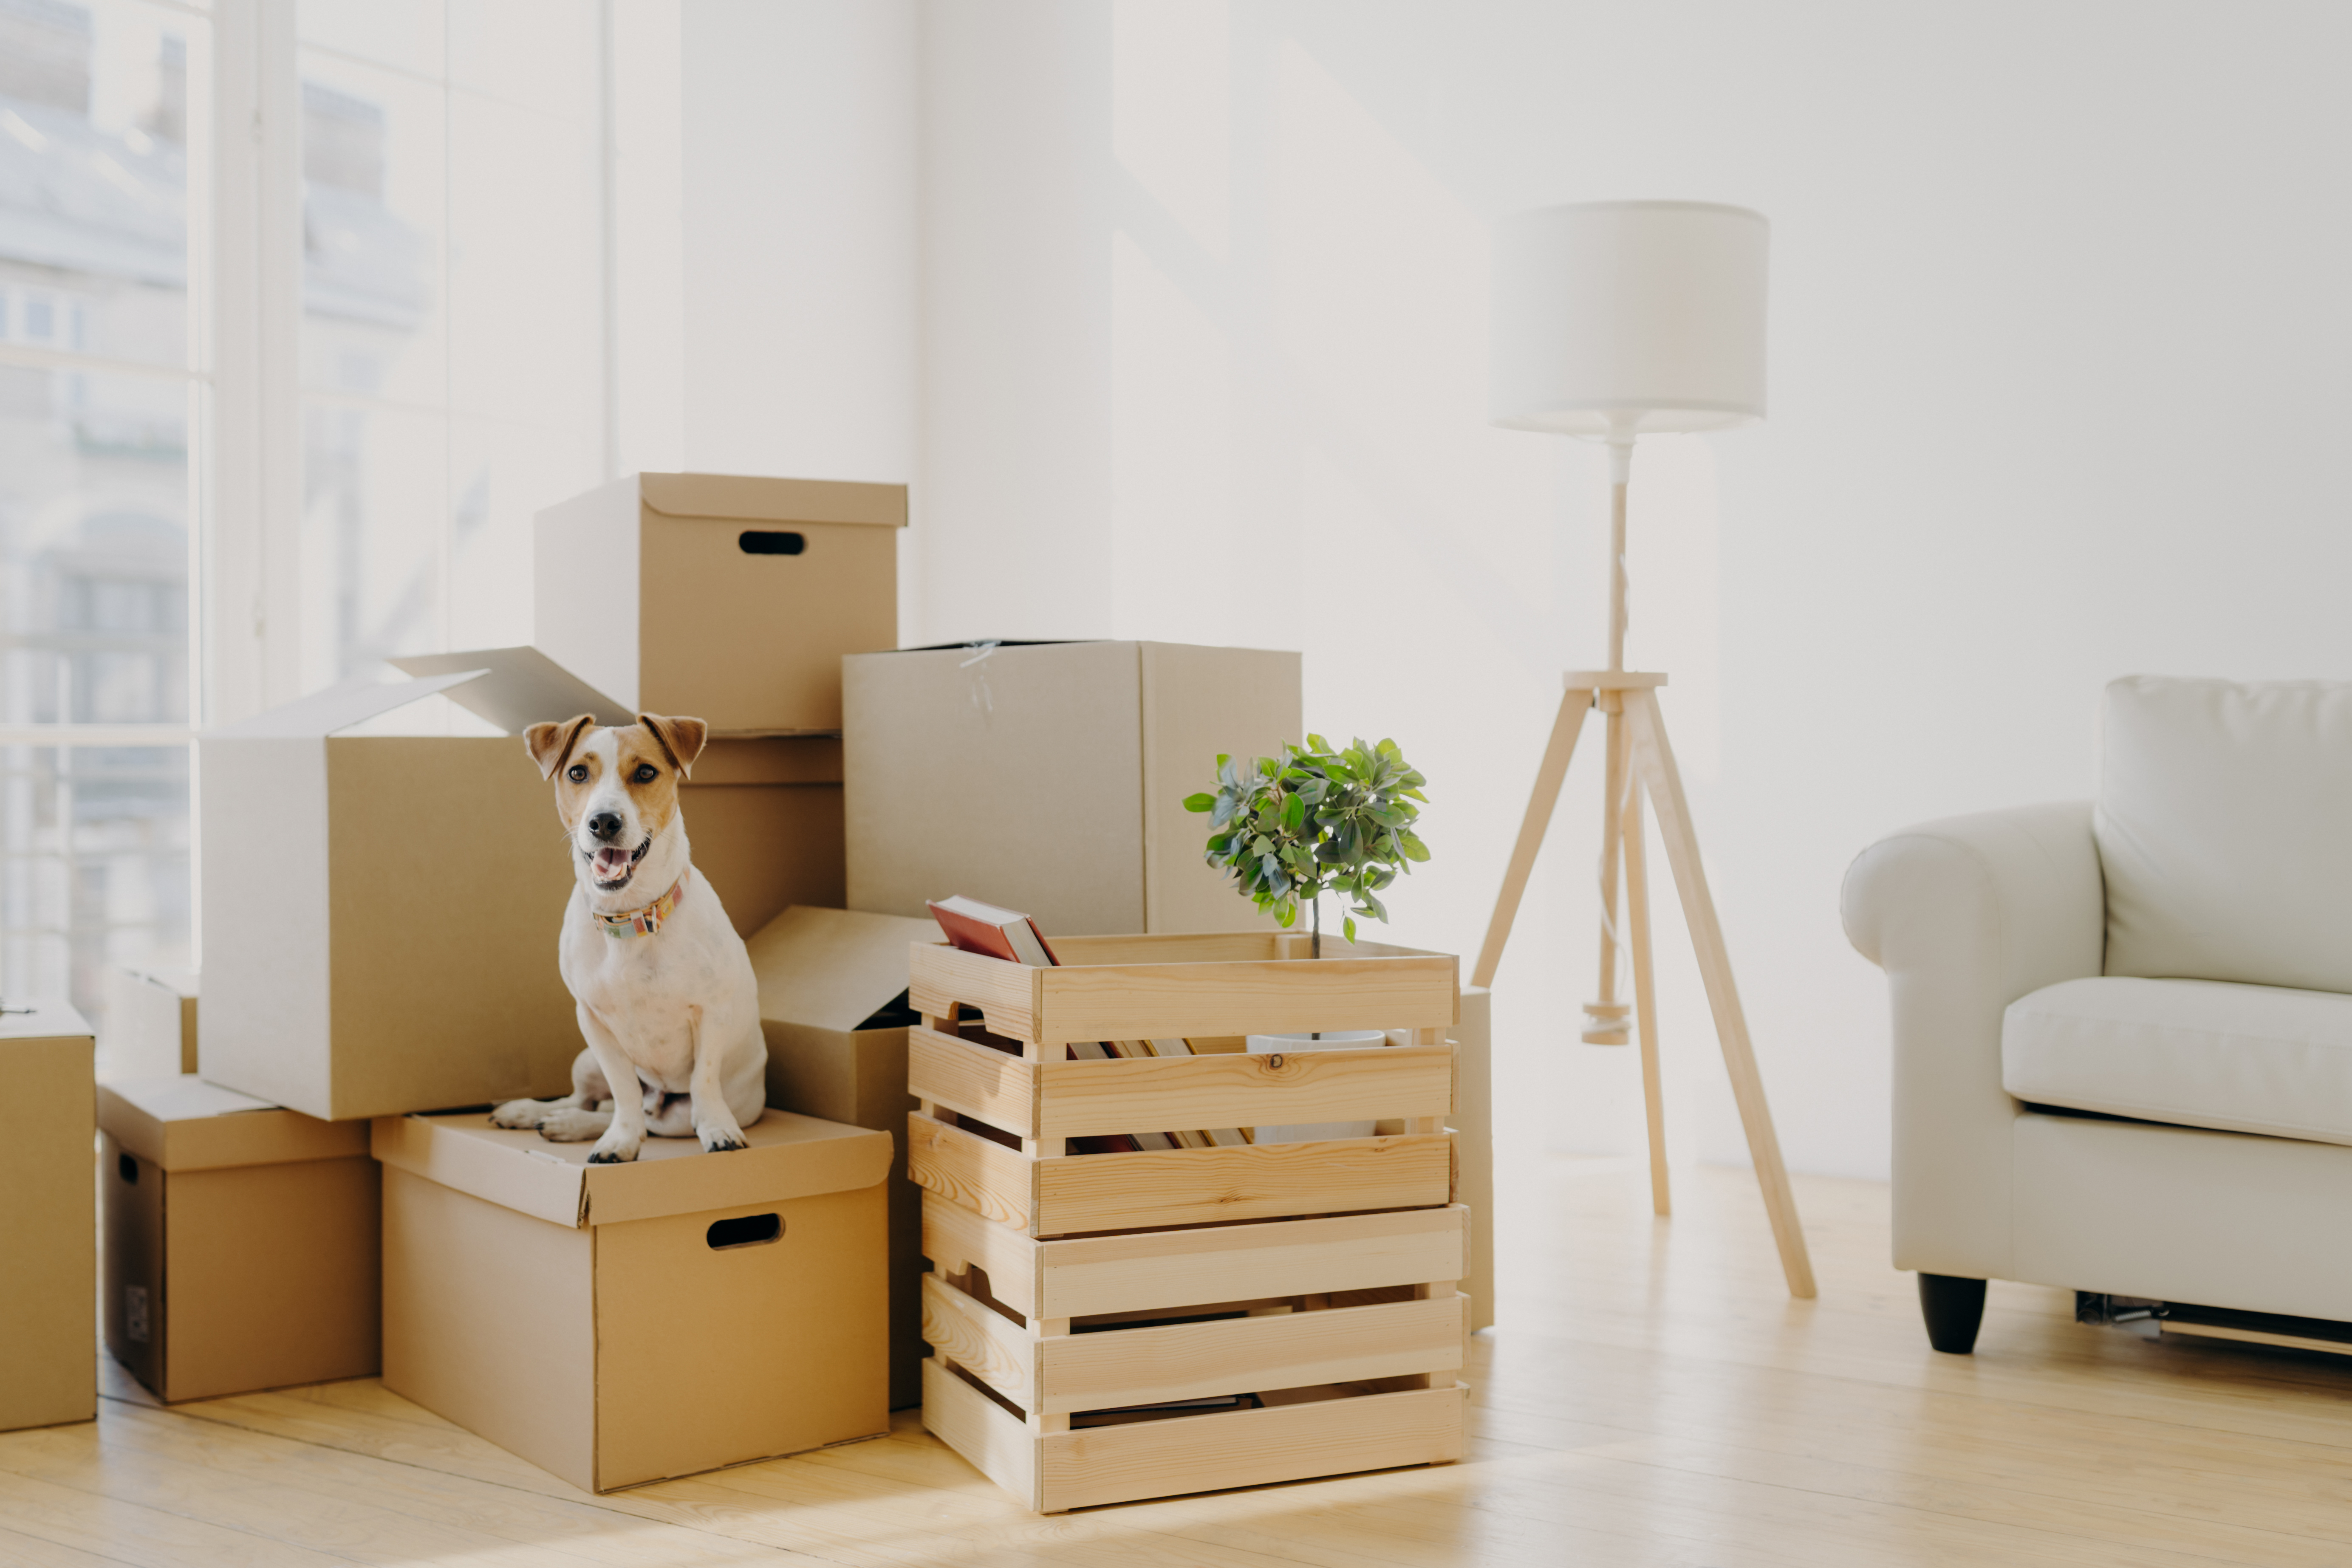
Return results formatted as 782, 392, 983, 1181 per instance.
909, 0, 2352, 1204
615, 0, 919, 489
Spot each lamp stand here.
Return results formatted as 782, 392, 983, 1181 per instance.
1473, 440, 1816, 1300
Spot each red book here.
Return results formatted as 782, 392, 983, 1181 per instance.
927, 895, 1061, 966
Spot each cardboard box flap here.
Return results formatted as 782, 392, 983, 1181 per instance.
373, 1109, 892, 1229
745, 906, 938, 1033
0, 1001, 92, 1043
639, 472, 907, 530
205, 670, 486, 740
389, 647, 633, 733
99, 1075, 369, 1171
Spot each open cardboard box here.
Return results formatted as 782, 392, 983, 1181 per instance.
100, 1076, 379, 1402
376, 1108, 891, 1492
535, 472, 906, 736
0, 1003, 95, 1433
746, 904, 939, 1408
843, 641, 1300, 935
201, 650, 846, 1121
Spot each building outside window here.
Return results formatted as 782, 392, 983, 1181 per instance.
0, 0, 609, 1056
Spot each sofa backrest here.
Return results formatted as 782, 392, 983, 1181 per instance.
2098, 675, 2352, 993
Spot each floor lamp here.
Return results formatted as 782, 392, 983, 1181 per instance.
1478, 200, 1815, 1299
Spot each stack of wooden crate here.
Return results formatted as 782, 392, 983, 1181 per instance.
907, 931, 1469, 1513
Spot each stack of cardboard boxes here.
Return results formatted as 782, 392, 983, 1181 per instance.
7, 468, 1321, 1497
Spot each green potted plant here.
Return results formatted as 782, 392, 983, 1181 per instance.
1183, 734, 1430, 959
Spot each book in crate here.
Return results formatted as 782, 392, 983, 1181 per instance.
905, 929, 1469, 1512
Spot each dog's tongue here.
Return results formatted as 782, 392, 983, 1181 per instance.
594, 846, 633, 879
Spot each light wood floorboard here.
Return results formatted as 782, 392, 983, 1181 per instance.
10, 1162, 2352, 1565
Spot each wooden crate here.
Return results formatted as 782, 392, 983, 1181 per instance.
909, 931, 1467, 1511
906, 932, 1461, 1238
921, 1192, 1470, 1512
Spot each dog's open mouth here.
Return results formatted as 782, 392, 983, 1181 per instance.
589, 837, 650, 890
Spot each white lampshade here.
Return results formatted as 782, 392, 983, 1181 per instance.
1490, 200, 1769, 436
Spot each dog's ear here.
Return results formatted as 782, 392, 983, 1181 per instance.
636, 713, 708, 780
525, 715, 597, 780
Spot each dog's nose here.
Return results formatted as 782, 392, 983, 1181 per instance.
588, 811, 624, 842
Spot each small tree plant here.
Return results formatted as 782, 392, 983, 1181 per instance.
1184, 735, 1430, 958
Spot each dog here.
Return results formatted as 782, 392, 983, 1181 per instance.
489, 713, 767, 1162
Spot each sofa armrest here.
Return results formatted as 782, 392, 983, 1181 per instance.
1841, 801, 2105, 1279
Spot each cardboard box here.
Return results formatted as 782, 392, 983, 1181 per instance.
746, 904, 939, 1408
0, 1004, 95, 1432
535, 472, 907, 736
199, 669, 585, 1121
376, 1109, 891, 1492
843, 641, 1301, 935
202, 653, 849, 1121
391, 647, 846, 937
99, 1076, 379, 1402
103, 965, 198, 1076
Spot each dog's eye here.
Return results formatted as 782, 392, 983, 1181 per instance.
633, 764, 659, 784
567, 764, 588, 783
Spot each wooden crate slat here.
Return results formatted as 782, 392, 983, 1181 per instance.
921, 1275, 1035, 1410
905, 935, 1458, 1047
1038, 1206, 1467, 1321
909, 1112, 1035, 1232
1032, 956, 1455, 1043
1040, 1293, 1465, 1416
922, 1192, 1040, 1319
1033, 1134, 1452, 1235
907, 944, 1043, 1041
921, 1359, 1040, 1511
1035, 1044, 1453, 1141
1034, 1383, 1468, 1513
1047, 933, 1284, 965
909, 1026, 1038, 1136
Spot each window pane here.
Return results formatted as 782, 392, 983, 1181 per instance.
448, 89, 601, 427
0, 0, 207, 370
298, 0, 441, 79
449, 0, 598, 121
0, 364, 190, 725
0, 744, 189, 1057
449, 414, 592, 651
298, 51, 445, 406
300, 398, 443, 687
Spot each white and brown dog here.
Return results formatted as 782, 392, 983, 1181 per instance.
490, 713, 766, 1162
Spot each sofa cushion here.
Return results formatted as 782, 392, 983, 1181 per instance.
2005, 976, 2352, 1146
2098, 675, 2352, 993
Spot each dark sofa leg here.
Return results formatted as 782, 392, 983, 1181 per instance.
1918, 1273, 1987, 1354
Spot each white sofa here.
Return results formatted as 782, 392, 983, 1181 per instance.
1843, 676, 2352, 1352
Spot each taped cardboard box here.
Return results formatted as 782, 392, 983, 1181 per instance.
0, 1003, 95, 1432
535, 472, 906, 736
99, 1076, 379, 1402
392, 647, 845, 937
103, 965, 198, 1077
376, 1109, 891, 1492
746, 904, 937, 1408
844, 641, 1301, 935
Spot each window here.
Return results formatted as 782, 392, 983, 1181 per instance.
0, 0, 207, 1037
0, 0, 610, 1052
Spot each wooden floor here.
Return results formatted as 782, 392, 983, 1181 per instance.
10, 1160, 2352, 1567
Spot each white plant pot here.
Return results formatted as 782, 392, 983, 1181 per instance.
1244, 1031, 1387, 1144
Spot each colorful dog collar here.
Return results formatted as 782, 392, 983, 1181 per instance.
594, 869, 688, 938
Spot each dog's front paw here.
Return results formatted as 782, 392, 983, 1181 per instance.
586, 1139, 641, 1164
490, 1097, 549, 1130
535, 1107, 611, 1143
698, 1126, 749, 1154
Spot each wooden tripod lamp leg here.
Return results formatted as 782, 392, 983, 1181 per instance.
1620, 778, 1670, 1216
1472, 686, 1595, 990
1621, 689, 1816, 1299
